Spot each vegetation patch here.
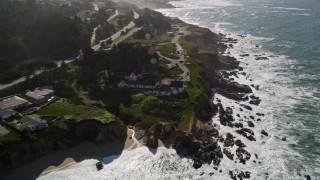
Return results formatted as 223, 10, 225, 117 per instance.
37, 99, 116, 123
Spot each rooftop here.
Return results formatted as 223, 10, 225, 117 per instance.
25, 86, 54, 100
0, 96, 29, 110
18, 114, 46, 129
0, 109, 16, 116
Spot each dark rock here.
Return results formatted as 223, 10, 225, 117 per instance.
255, 154, 258, 159
237, 171, 251, 179
223, 148, 234, 160
234, 123, 243, 128
209, 172, 215, 176
193, 159, 202, 169
256, 113, 264, 116
249, 99, 261, 105
255, 57, 269, 60
200, 172, 204, 176
247, 121, 255, 127
305, 175, 311, 180
236, 128, 256, 141
261, 130, 269, 136
235, 139, 246, 147
241, 104, 252, 111
240, 54, 249, 57
257, 118, 261, 121
213, 167, 218, 170
236, 114, 240, 118
224, 133, 235, 147
236, 148, 251, 164
229, 171, 237, 180
249, 116, 254, 120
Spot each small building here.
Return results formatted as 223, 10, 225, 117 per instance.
25, 86, 54, 105
177, 31, 185, 35
118, 80, 130, 88
0, 109, 16, 121
0, 96, 30, 111
17, 114, 47, 131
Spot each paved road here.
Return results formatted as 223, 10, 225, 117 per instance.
157, 51, 190, 82
92, 11, 140, 51
91, 10, 119, 47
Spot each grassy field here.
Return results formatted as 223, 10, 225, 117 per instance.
0, 131, 21, 145
169, 66, 184, 76
157, 43, 177, 57
37, 99, 116, 123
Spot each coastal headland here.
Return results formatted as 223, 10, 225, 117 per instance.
0, 1, 276, 179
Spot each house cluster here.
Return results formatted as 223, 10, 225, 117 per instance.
0, 86, 54, 132
167, 25, 185, 36
118, 72, 185, 96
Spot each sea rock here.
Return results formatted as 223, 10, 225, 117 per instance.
256, 113, 264, 116
234, 123, 244, 128
235, 139, 246, 148
255, 57, 269, 60
224, 133, 235, 147
193, 159, 202, 169
305, 175, 311, 180
237, 171, 251, 179
247, 121, 255, 127
236, 148, 251, 164
240, 54, 250, 57
261, 130, 269, 136
241, 104, 253, 111
236, 128, 256, 141
249, 99, 261, 105
223, 148, 234, 160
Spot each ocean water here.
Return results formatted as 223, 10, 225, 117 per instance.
38, 0, 320, 179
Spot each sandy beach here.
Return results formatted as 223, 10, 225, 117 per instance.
3, 128, 136, 180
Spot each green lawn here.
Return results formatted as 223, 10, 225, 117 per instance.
0, 131, 21, 145
37, 99, 116, 123
157, 43, 177, 57
169, 66, 184, 76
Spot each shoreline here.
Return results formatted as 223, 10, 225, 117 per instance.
3, 128, 137, 180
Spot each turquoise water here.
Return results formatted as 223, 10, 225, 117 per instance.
160, 0, 320, 177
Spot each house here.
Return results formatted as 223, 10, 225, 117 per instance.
170, 81, 185, 93
118, 80, 130, 88
125, 72, 143, 81
0, 109, 16, 121
154, 80, 185, 96
0, 96, 30, 111
17, 114, 47, 131
25, 86, 54, 105
154, 87, 172, 96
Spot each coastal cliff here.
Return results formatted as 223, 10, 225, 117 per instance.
0, 120, 127, 176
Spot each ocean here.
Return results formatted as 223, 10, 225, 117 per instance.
38, 0, 320, 179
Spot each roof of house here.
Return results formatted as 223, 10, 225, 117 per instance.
0, 96, 29, 110
18, 114, 46, 129
0, 109, 16, 116
25, 86, 54, 100
170, 81, 184, 88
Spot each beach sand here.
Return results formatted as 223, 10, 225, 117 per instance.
3, 128, 136, 180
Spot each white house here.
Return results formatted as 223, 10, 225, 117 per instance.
0, 109, 16, 121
